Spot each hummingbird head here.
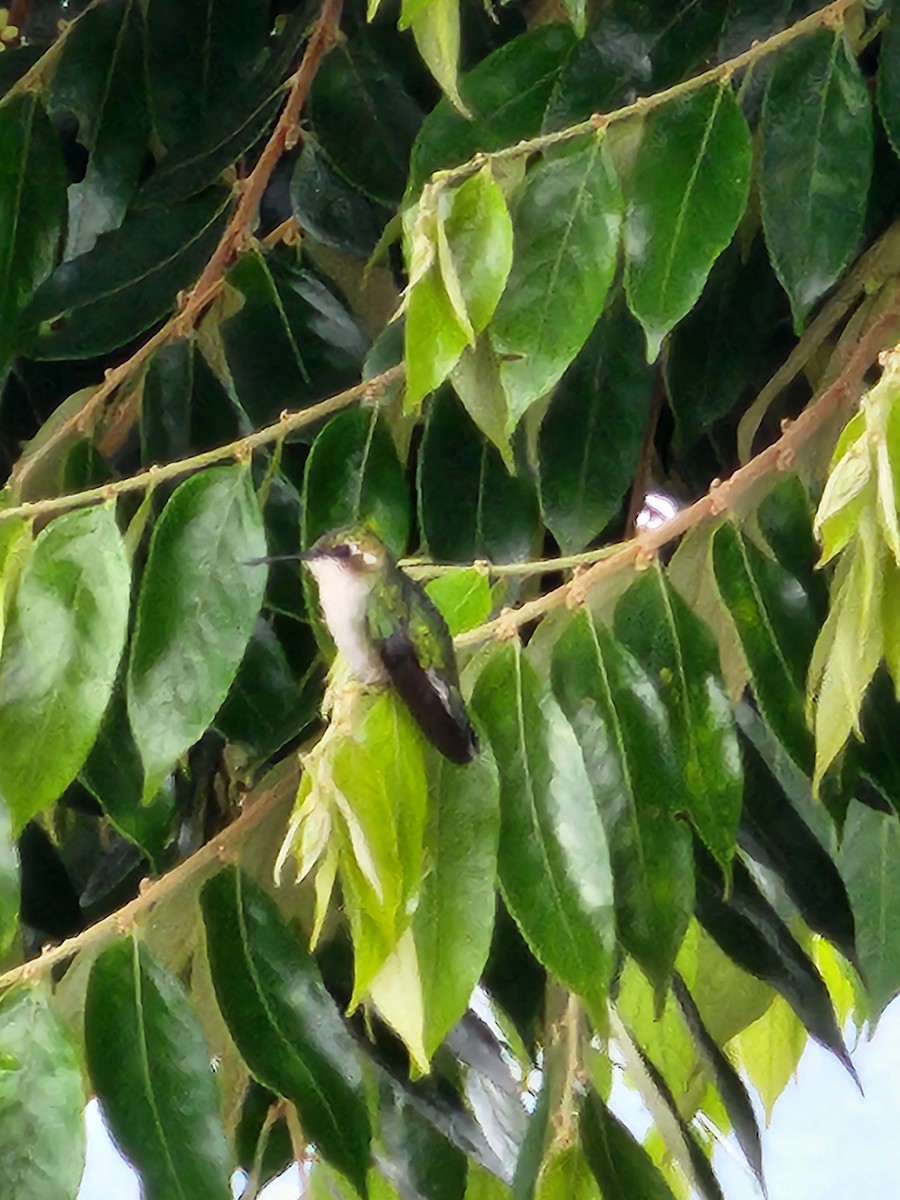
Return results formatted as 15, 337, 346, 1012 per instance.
302, 526, 389, 576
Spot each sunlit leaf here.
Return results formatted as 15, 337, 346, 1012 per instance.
0, 506, 130, 830
127, 465, 266, 799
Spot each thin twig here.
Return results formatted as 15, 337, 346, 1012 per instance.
0, 367, 402, 525
11, 0, 345, 496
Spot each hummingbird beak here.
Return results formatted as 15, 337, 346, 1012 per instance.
242, 553, 309, 567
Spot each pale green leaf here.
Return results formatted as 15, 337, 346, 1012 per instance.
412, 0, 467, 114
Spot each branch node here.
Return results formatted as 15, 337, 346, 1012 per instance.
708, 478, 731, 516
634, 544, 656, 571
473, 557, 491, 575
777, 444, 797, 472
494, 607, 520, 641
138, 876, 153, 896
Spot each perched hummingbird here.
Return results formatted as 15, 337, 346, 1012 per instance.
254, 526, 479, 764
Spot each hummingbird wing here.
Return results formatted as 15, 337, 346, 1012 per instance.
377, 626, 479, 765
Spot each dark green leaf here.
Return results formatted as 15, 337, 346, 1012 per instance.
410, 25, 577, 188
49, 0, 150, 257
379, 1086, 468, 1200
418, 390, 540, 565
694, 845, 856, 1079
127, 465, 267, 799
614, 566, 742, 876
291, 142, 393, 258
140, 82, 280, 205
761, 30, 873, 328
471, 641, 616, 1021
145, 0, 270, 151
0, 986, 85, 1200
671, 973, 763, 1193
221, 253, 367, 428
235, 1082, 293, 1189
0, 93, 65, 373
0, 802, 17, 955
415, 747, 500, 1059
0, 506, 130, 831
879, 6, 900, 163
22, 188, 232, 359
581, 1090, 677, 1200
625, 83, 751, 360
201, 867, 372, 1192
85, 939, 233, 1200
309, 39, 423, 203
740, 734, 857, 970
214, 616, 321, 770
757, 477, 826, 615
712, 522, 816, 771
551, 608, 694, 992
81, 679, 176, 869
839, 800, 900, 1023
141, 338, 194, 465
666, 236, 792, 451
302, 407, 410, 556
512, 1070, 551, 1200
538, 295, 653, 552
490, 136, 622, 430
546, 0, 725, 130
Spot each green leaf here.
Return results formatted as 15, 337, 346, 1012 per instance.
127, 465, 267, 800
489, 136, 622, 432
878, 6, 900, 162
538, 295, 654, 553
332, 693, 429, 1003
418, 390, 540, 565
809, 511, 884, 787
140, 80, 281, 205
712, 522, 816, 771
537, 1146, 601, 1200
22, 188, 231, 359
551, 608, 694, 993
309, 39, 423, 204
49, 0, 149, 257
201, 867, 372, 1192
81, 679, 176, 869
214, 616, 321, 772
0, 986, 85, 1200
731, 993, 806, 1124
839, 801, 900, 1023
221, 253, 366, 429
450, 338, 513, 470
410, 25, 577, 188
415, 746, 500, 1059
440, 166, 514, 341
145, 0, 270, 151
411, 0, 465, 113
614, 566, 742, 877
425, 568, 493, 636
666, 237, 792, 451
624, 83, 751, 361
85, 938, 233, 1200
0, 802, 17, 955
0, 506, 130, 831
761, 30, 873, 329
471, 640, 615, 1021
740, 734, 858, 970
291, 142, 393, 259
404, 262, 470, 410
141, 338, 194, 465
581, 1090, 677, 1200
545, 0, 725, 130
302, 407, 410, 556
0, 93, 65, 374
694, 847, 855, 1079
671, 973, 763, 1193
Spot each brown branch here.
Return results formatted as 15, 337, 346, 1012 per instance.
0, 758, 299, 994
0, 367, 402, 525
11, 0, 345, 496
458, 295, 900, 647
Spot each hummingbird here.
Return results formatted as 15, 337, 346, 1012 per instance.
253, 526, 479, 764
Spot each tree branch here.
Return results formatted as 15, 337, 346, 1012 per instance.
11, 0, 345, 496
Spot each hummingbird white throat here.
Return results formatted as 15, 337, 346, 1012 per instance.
251, 526, 479, 765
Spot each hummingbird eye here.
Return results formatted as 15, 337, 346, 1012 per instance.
333, 543, 353, 559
